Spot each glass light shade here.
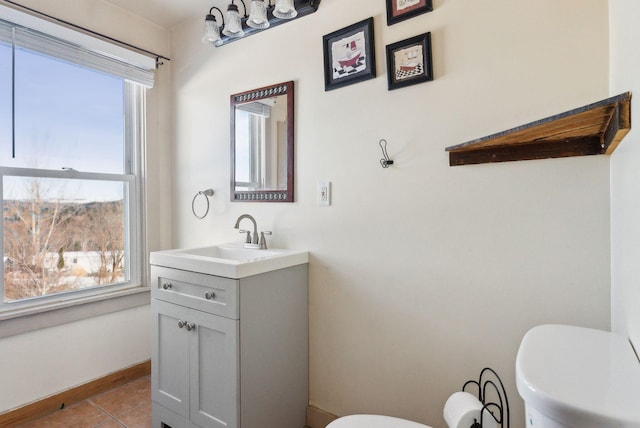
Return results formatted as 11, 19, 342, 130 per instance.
247, 0, 270, 29
223, 4, 245, 38
273, 0, 297, 19
202, 16, 223, 46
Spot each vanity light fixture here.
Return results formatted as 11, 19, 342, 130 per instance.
202, 7, 225, 46
223, 0, 246, 38
273, 0, 298, 19
204, 0, 321, 47
247, 0, 270, 29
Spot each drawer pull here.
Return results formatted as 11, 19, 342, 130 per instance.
186, 322, 196, 331
162, 282, 173, 290
205, 291, 216, 300
177, 320, 186, 328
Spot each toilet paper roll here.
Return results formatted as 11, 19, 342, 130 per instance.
443, 391, 498, 428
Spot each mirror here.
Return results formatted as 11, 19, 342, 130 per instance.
231, 81, 294, 202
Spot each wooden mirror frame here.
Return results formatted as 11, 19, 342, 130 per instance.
230, 81, 294, 202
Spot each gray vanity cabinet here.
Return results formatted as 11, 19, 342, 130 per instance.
152, 299, 238, 428
150, 263, 308, 428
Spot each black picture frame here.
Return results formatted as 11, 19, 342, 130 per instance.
386, 0, 433, 26
386, 32, 433, 91
323, 17, 376, 91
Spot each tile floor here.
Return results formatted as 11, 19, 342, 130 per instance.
20, 376, 151, 428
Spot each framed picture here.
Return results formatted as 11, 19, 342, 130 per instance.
386, 0, 433, 26
323, 17, 376, 91
386, 32, 433, 90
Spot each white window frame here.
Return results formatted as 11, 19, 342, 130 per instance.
235, 107, 270, 190
0, 166, 140, 302
0, 6, 153, 337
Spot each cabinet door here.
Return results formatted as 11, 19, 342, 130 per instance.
189, 309, 239, 428
152, 300, 191, 419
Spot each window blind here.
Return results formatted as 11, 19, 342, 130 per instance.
0, 17, 155, 88
237, 102, 272, 117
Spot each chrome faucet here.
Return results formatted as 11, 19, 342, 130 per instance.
234, 214, 258, 246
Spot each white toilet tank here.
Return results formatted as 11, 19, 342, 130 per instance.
516, 324, 640, 428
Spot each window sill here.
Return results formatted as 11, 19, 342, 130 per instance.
0, 286, 150, 339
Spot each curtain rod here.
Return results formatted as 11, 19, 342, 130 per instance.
2, 0, 171, 67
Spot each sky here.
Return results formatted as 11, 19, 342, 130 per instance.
1, 41, 127, 201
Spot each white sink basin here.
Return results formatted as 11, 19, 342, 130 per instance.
175, 245, 280, 261
150, 243, 308, 278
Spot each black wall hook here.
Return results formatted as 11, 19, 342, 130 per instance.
379, 139, 394, 168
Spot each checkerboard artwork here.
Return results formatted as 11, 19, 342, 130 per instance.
396, 0, 421, 12
395, 62, 423, 80
331, 30, 368, 80
393, 44, 424, 82
333, 54, 367, 78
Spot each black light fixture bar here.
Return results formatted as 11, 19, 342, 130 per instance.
216, 0, 320, 47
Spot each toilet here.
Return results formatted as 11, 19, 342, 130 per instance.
326, 414, 431, 428
325, 373, 503, 428
516, 324, 640, 428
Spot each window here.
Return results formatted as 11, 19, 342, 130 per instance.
0, 13, 154, 314
234, 102, 271, 190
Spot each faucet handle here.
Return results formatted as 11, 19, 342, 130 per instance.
239, 229, 252, 244
259, 231, 272, 249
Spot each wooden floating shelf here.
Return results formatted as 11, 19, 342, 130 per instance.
446, 92, 632, 166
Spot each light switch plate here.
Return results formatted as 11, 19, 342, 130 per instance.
318, 181, 331, 206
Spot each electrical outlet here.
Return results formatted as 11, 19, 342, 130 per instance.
318, 181, 331, 206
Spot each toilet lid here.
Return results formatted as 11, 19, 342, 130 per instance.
516, 324, 640, 427
327, 414, 432, 428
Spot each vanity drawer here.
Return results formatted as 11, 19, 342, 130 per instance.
151, 265, 239, 319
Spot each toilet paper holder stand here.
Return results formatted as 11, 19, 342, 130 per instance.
462, 367, 510, 428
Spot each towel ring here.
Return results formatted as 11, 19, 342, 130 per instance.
192, 189, 214, 219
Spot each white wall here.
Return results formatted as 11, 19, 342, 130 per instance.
170, 1, 610, 427
610, 0, 640, 350
0, 0, 171, 413
0, 306, 150, 411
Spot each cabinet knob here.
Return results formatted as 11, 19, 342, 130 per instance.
205, 291, 216, 300
162, 282, 173, 290
186, 322, 196, 331
177, 320, 186, 328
